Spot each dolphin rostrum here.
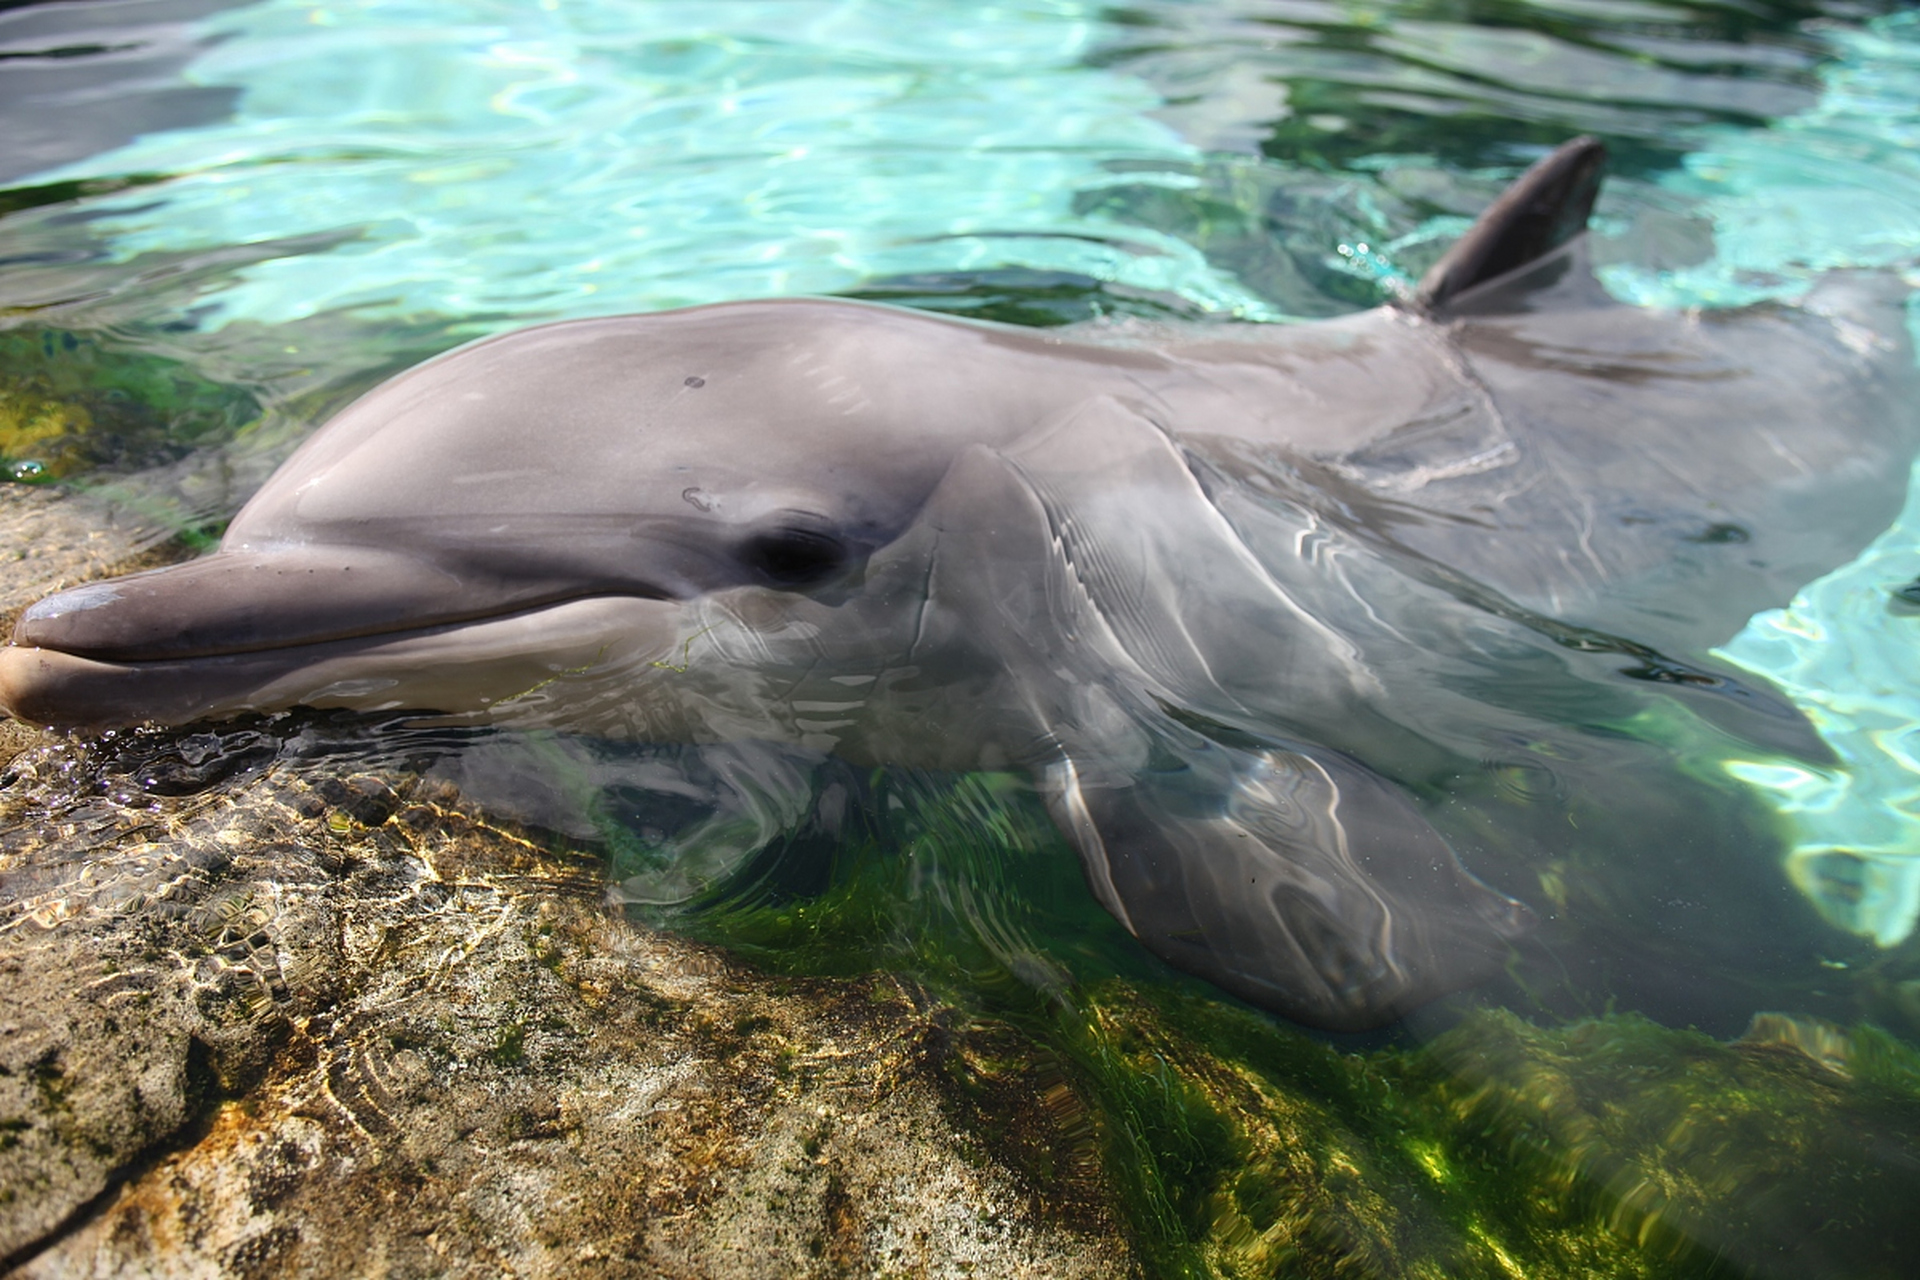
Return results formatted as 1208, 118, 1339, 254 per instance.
4, 138, 1916, 1030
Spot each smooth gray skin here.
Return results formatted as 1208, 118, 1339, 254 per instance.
4, 142, 1917, 1029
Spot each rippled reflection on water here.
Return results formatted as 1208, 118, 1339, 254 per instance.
5, 0, 1920, 1273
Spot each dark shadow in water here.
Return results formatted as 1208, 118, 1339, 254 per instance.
0, 0, 257, 184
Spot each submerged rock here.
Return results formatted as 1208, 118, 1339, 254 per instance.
6, 708, 1916, 1280
0, 484, 180, 629
0, 733, 1135, 1277
1028, 990, 1920, 1280
9, 714, 1920, 1280
0, 329, 258, 486
627, 761, 1920, 1279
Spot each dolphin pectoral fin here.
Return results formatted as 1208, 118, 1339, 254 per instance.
1046, 734, 1534, 1032
1414, 135, 1610, 316
905, 396, 1531, 1027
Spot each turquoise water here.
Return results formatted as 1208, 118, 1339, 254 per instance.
9, 0, 1275, 323
6, 0, 1920, 1270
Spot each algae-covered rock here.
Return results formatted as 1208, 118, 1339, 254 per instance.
1418, 1008, 1920, 1280
0, 329, 258, 485
1024, 991, 1920, 1280
621, 759, 1920, 1280
9, 708, 1918, 1280
0, 327, 265, 628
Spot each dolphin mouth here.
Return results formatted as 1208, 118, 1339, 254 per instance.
11, 546, 674, 663
0, 586, 686, 730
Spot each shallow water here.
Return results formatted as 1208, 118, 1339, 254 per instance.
5, 0, 1920, 1274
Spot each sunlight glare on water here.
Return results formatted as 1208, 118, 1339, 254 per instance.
1656, 11, 1920, 952
1607, 12, 1920, 307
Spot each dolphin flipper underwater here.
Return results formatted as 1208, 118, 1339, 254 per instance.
4, 138, 1918, 1030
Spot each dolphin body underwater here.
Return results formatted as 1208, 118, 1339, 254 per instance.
3, 138, 1917, 1031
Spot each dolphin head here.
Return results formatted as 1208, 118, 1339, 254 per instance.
0, 299, 1128, 730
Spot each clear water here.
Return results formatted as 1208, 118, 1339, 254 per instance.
7, 0, 1277, 323
6, 0, 1920, 1273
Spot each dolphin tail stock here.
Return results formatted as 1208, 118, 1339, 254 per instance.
1412, 135, 1610, 317
904, 394, 1534, 1029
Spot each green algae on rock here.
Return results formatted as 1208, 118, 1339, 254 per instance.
938, 988, 1920, 1280
0, 329, 259, 487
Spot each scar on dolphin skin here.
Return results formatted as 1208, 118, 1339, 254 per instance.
1, 137, 1916, 1031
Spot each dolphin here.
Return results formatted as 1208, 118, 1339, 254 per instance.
3, 138, 1916, 1030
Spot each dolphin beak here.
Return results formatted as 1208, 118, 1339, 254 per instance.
0, 550, 686, 729
10, 546, 673, 661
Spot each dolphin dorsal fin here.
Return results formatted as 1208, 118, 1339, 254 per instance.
1414, 136, 1607, 316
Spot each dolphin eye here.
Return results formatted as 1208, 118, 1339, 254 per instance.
739, 526, 848, 588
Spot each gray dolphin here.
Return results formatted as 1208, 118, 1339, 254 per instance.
4, 139, 1917, 1030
